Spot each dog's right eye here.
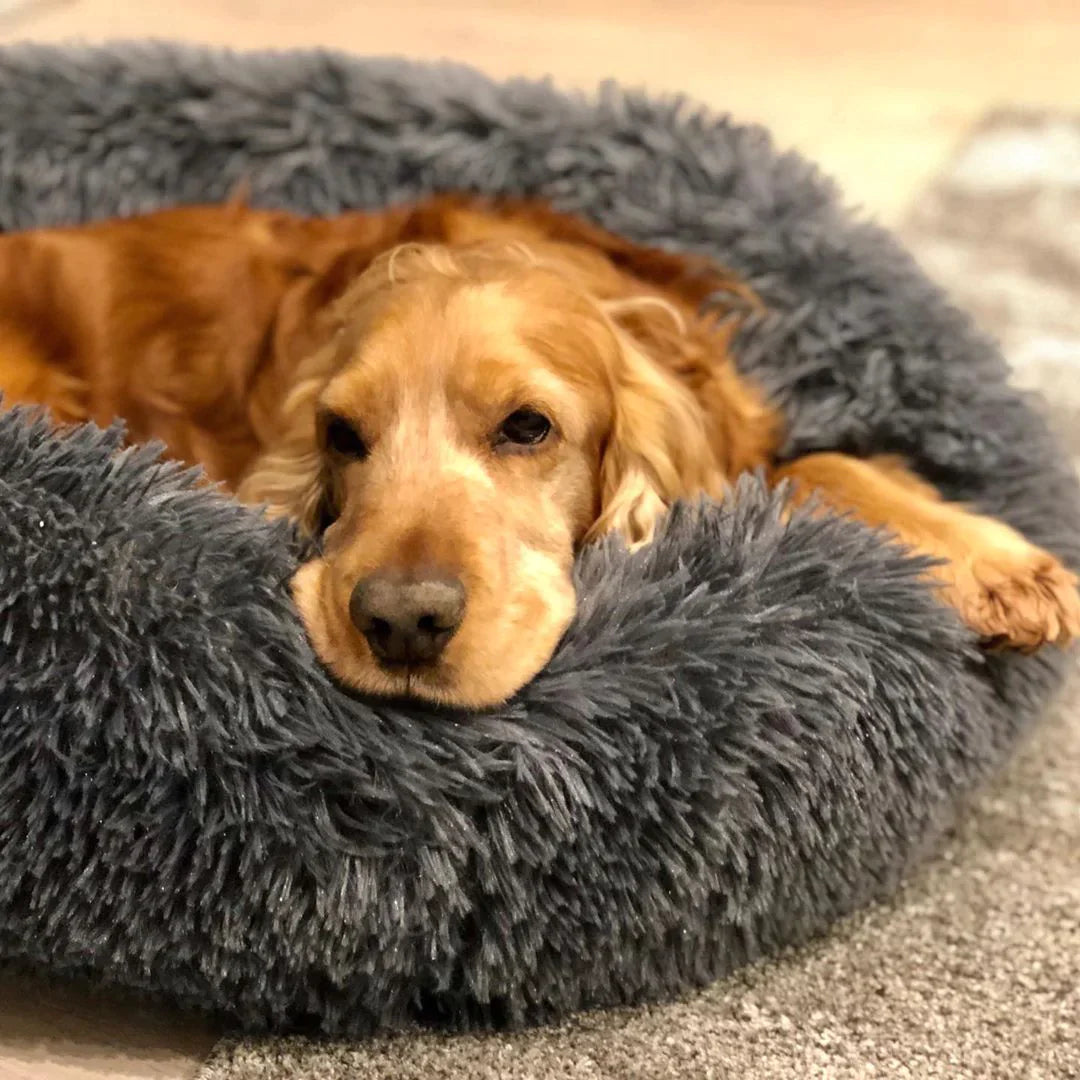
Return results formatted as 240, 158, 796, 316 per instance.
496, 408, 552, 449
324, 415, 368, 460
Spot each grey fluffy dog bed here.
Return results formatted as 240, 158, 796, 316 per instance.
0, 44, 1077, 1035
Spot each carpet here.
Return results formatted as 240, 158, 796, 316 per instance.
196, 108, 1080, 1079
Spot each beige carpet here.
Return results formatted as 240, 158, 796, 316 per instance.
197, 111, 1080, 1080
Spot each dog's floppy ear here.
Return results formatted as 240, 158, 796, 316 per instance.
587, 314, 722, 546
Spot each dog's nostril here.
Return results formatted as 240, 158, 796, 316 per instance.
350, 570, 467, 666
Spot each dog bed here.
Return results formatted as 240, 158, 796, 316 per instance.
0, 43, 1077, 1035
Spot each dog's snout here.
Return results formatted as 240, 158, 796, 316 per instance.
350, 570, 466, 666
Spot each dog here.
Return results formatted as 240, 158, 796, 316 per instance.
1, 195, 1077, 707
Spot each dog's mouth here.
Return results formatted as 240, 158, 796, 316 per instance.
369, 653, 459, 698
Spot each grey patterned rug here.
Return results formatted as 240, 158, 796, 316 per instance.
906, 108, 1080, 464
198, 110, 1080, 1080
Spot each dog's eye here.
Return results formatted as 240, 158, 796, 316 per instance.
324, 415, 368, 459
496, 408, 552, 450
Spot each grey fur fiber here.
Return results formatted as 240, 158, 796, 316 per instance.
0, 43, 1076, 1035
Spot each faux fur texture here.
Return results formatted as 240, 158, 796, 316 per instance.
0, 44, 1076, 1035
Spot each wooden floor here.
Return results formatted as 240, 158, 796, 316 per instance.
0, 1, 1078, 1077
0, 972, 215, 1080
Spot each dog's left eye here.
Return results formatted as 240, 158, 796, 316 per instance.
496, 408, 552, 449
324, 415, 368, 459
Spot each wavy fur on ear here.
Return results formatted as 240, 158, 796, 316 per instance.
236, 352, 332, 531
587, 301, 726, 545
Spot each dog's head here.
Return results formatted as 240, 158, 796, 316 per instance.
240, 241, 722, 707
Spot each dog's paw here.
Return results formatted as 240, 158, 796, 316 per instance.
943, 543, 1080, 652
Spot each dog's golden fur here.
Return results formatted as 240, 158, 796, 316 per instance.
1, 195, 1077, 706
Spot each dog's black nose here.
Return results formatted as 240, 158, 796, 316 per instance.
350, 570, 466, 666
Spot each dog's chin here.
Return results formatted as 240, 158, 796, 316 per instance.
290, 559, 571, 710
